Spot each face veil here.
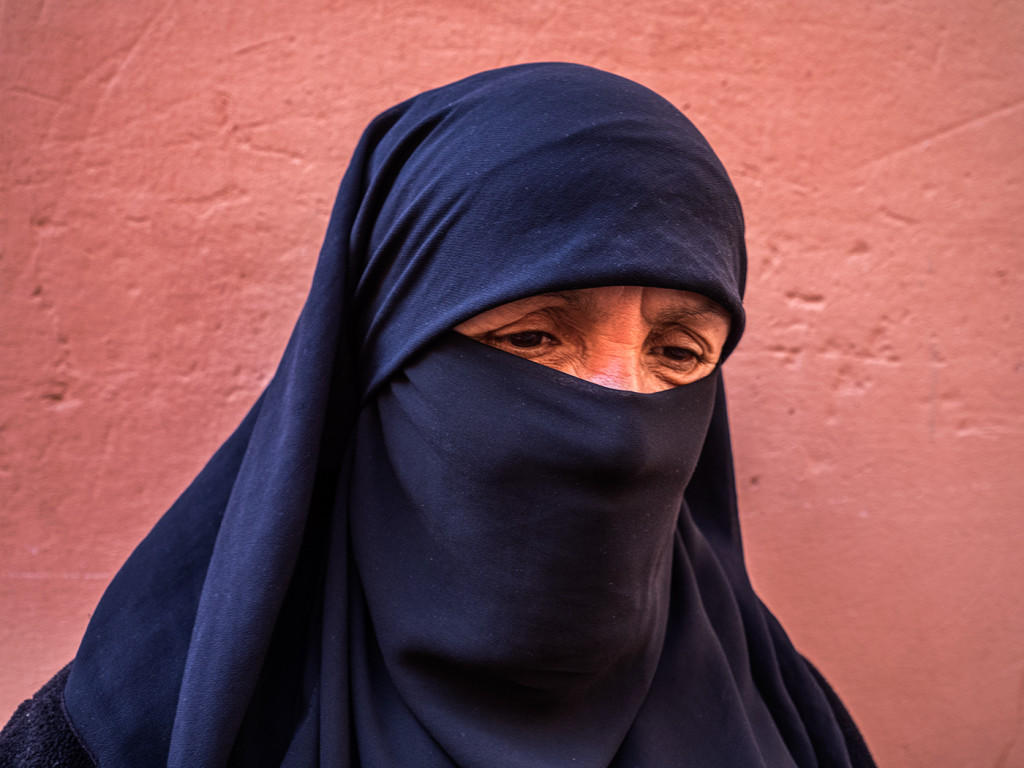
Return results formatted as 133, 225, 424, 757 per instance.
350, 336, 720, 765
61, 63, 875, 767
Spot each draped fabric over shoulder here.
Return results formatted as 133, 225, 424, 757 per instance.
61, 63, 875, 767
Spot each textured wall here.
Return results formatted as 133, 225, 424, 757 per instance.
2, 1, 1022, 765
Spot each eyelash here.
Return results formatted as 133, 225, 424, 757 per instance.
653, 345, 700, 365
488, 331, 560, 358
505, 331, 554, 348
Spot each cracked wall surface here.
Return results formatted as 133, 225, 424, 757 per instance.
1, 0, 1022, 765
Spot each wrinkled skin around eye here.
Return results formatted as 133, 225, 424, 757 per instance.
454, 286, 731, 393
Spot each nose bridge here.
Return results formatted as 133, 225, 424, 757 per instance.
581, 314, 650, 390
549, 286, 655, 392
584, 348, 644, 391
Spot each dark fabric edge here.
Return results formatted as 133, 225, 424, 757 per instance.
60, 665, 100, 767
0, 663, 97, 767
803, 657, 879, 768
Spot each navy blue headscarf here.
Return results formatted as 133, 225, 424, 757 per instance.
63, 63, 874, 767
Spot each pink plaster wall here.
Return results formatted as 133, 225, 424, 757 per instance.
2, 1, 1022, 764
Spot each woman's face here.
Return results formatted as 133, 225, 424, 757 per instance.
455, 286, 730, 393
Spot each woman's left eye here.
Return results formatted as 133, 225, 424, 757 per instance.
655, 346, 699, 364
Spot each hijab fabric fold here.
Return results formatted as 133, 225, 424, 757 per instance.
63, 62, 874, 767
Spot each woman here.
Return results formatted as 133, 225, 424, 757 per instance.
1, 63, 876, 766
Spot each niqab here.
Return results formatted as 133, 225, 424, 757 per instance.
63, 63, 874, 767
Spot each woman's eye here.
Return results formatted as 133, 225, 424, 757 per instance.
657, 346, 698, 363
506, 331, 549, 348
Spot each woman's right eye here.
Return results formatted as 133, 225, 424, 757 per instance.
506, 331, 548, 348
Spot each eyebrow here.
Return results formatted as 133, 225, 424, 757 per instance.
542, 290, 730, 325
503, 291, 588, 318
534, 291, 584, 306
517, 289, 731, 341
653, 300, 731, 327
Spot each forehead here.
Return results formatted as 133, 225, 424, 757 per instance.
479, 286, 729, 319
460, 286, 731, 329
